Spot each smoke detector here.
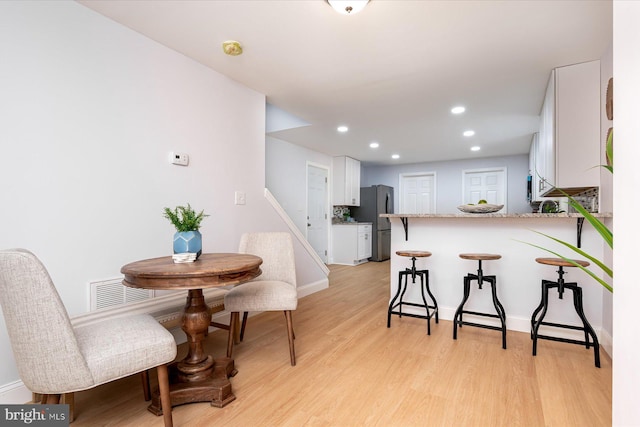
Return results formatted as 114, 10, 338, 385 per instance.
222, 40, 243, 56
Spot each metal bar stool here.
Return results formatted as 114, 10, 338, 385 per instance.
531, 257, 600, 368
387, 250, 439, 335
453, 253, 506, 349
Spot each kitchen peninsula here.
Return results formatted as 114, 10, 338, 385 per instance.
381, 212, 612, 348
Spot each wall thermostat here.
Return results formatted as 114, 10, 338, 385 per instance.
170, 152, 189, 166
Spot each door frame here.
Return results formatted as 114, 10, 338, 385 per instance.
306, 161, 331, 263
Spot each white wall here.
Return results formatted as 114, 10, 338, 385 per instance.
266, 136, 333, 235
0, 1, 326, 395
613, 2, 640, 424
362, 154, 531, 214
599, 43, 613, 351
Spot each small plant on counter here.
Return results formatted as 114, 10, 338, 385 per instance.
522, 130, 613, 292
163, 204, 209, 232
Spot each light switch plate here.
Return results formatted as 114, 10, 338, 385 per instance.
234, 191, 246, 205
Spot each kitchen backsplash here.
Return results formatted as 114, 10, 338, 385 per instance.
333, 206, 351, 222
568, 187, 599, 213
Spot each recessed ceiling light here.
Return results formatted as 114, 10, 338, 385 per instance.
463, 130, 475, 137
369, 142, 379, 148
451, 106, 466, 114
337, 125, 348, 133
391, 154, 400, 159
470, 146, 481, 151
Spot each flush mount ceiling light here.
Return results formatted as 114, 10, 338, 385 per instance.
327, 0, 370, 15
369, 142, 379, 148
337, 125, 349, 132
451, 106, 466, 114
391, 154, 400, 159
470, 146, 481, 152
222, 40, 243, 56
463, 130, 475, 137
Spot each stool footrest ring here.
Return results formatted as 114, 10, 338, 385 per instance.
457, 321, 504, 332
535, 334, 594, 347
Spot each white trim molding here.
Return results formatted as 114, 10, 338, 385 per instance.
264, 188, 330, 276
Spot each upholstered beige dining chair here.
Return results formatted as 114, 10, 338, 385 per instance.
0, 249, 177, 427
222, 232, 298, 366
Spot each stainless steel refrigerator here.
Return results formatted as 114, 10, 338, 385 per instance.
350, 185, 394, 261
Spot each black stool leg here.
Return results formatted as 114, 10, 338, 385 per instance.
423, 270, 439, 323
387, 270, 406, 327
530, 288, 545, 340
571, 285, 601, 368
453, 275, 471, 340
418, 271, 432, 335
397, 271, 410, 317
488, 276, 507, 349
532, 280, 551, 356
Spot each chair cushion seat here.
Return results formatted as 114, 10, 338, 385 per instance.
74, 314, 177, 388
224, 280, 298, 312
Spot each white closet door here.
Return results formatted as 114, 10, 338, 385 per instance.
462, 168, 507, 212
307, 164, 329, 263
400, 173, 436, 214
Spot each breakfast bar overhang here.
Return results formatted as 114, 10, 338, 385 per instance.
381, 213, 612, 346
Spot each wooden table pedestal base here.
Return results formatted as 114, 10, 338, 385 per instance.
148, 356, 236, 415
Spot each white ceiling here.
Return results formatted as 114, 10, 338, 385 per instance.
78, 0, 612, 166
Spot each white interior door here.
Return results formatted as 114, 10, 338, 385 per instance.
462, 167, 507, 212
400, 173, 436, 214
307, 163, 329, 263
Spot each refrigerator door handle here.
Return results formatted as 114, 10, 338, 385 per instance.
385, 193, 391, 225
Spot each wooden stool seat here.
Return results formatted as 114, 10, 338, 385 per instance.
460, 253, 501, 261
396, 250, 432, 258
535, 257, 589, 268
454, 253, 506, 349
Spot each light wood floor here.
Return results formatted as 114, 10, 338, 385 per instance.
71, 261, 611, 426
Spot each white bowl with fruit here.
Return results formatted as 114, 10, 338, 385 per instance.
457, 200, 504, 214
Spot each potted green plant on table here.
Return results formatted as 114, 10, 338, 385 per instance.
163, 204, 209, 261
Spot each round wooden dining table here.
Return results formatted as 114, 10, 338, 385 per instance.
121, 253, 262, 413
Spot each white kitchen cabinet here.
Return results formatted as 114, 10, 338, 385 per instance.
332, 223, 371, 265
534, 60, 600, 198
357, 224, 372, 260
332, 156, 361, 206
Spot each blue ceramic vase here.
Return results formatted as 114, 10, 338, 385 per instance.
173, 230, 202, 259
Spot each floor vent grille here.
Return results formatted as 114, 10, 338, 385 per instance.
90, 278, 154, 311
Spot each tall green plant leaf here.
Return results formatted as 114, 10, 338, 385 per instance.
529, 231, 612, 278
519, 240, 613, 293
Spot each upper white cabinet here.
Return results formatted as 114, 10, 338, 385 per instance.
535, 60, 600, 197
332, 156, 361, 206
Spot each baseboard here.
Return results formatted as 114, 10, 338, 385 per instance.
297, 278, 329, 298
0, 380, 31, 404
